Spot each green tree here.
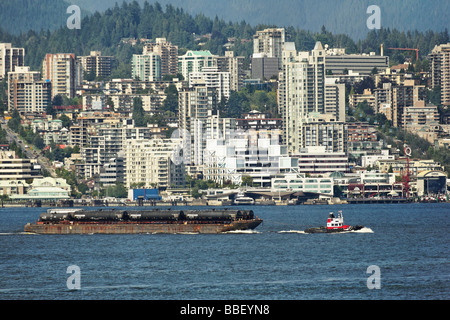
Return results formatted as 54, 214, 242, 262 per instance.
132, 97, 147, 127
241, 175, 254, 187
59, 114, 71, 128
162, 84, 178, 113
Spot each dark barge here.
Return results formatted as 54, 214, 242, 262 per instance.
24, 208, 263, 234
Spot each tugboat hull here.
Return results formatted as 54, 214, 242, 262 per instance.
304, 225, 364, 234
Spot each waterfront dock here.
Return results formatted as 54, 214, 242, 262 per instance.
346, 198, 413, 204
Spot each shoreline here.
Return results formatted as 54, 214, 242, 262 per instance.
1, 197, 447, 208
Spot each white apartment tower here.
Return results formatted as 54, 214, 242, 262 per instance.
253, 28, 285, 68
0, 43, 25, 79
8, 66, 51, 114
428, 43, 450, 106
278, 42, 326, 153
124, 138, 185, 188
189, 66, 231, 102
42, 53, 80, 99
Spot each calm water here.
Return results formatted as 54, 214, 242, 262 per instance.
0, 203, 448, 300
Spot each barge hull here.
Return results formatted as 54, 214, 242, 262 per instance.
24, 219, 262, 234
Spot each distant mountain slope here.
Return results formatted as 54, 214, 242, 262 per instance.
0, 0, 89, 35
67, 0, 450, 39
1, 0, 447, 73
1, 0, 449, 39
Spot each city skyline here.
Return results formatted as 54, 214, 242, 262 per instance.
0, 1, 449, 202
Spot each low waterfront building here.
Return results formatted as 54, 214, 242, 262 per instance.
361, 149, 395, 168
271, 173, 334, 196
376, 158, 445, 177
416, 170, 448, 196
0, 180, 29, 197
0, 150, 41, 181
292, 146, 349, 175
9, 177, 71, 200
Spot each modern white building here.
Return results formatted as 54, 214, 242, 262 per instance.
203, 135, 298, 187
361, 149, 395, 168
293, 146, 349, 175
0, 150, 42, 181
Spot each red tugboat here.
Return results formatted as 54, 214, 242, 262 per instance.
304, 211, 364, 233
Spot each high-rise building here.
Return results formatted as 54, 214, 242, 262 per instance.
124, 138, 185, 189
42, 53, 80, 99
278, 42, 326, 153
216, 51, 245, 91
374, 80, 426, 128
251, 54, 279, 80
143, 38, 178, 76
298, 113, 348, 153
0, 43, 25, 80
189, 66, 231, 102
178, 50, 217, 81
8, 66, 51, 114
325, 78, 346, 122
178, 86, 218, 165
78, 51, 114, 79
253, 28, 285, 68
132, 53, 161, 81
428, 43, 450, 106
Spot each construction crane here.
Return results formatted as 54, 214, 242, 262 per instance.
388, 46, 419, 61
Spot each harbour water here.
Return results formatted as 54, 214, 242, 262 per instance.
0, 203, 448, 301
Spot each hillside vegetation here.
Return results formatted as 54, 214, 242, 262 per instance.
0, 1, 448, 74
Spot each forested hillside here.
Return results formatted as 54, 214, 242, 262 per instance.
0, 1, 449, 75
2, 0, 448, 39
